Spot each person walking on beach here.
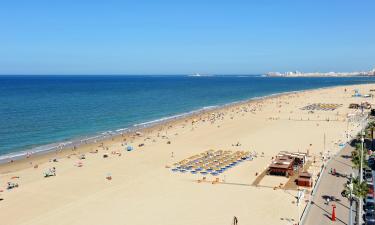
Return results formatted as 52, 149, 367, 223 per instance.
233, 216, 238, 225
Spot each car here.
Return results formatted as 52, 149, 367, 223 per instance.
366, 195, 375, 204
369, 185, 375, 196
365, 210, 375, 223
365, 170, 372, 178
365, 170, 373, 176
365, 202, 375, 212
369, 158, 375, 168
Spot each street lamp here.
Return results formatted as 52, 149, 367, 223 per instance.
347, 114, 352, 144
358, 129, 365, 225
360, 132, 364, 184
348, 173, 354, 225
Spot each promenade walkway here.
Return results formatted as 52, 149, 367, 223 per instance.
304, 145, 355, 225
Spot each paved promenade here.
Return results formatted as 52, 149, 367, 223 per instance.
304, 145, 354, 225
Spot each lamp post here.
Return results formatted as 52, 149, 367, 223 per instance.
358, 128, 365, 225
348, 174, 354, 225
360, 132, 364, 184
323, 133, 326, 166
346, 114, 353, 144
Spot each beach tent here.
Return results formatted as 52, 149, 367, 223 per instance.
126, 146, 134, 151
353, 89, 361, 97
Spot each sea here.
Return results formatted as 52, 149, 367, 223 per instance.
1, 75, 375, 161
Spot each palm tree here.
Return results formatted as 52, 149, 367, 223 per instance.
342, 177, 369, 225
366, 121, 375, 150
342, 177, 369, 199
351, 143, 369, 169
355, 180, 370, 199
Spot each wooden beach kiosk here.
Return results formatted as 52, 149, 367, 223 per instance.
268, 156, 295, 177
296, 172, 313, 187
268, 151, 308, 177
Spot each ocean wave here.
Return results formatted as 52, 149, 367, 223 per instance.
133, 105, 219, 128
0, 104, 226, 163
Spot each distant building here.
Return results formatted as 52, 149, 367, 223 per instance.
266, 66, 375, 77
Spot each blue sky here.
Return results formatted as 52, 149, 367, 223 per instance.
0, 0, 374, 75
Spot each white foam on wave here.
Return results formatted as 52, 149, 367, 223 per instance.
133, 105, 219, 128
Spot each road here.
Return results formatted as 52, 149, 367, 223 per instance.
304, 145, 354, 225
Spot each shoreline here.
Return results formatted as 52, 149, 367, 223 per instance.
0, 82, 366, 167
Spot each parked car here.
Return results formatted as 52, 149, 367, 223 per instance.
365, 210, 375, 223
367, 175, 374, 183
369, 158, 375, 169
369, 186, 375, 196
365, 202, 375, 212
365, 169, 372, 177
366, 195, 375, 204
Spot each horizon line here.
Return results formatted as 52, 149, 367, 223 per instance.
0, 74, 264, 76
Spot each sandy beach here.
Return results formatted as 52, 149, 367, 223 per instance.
0, 84, 373, 225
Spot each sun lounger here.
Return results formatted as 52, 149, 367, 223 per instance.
7, 182, 18, 190
44, 167, 56, 177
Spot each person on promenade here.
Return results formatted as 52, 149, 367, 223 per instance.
233, 216, 238, 225
326, 197, 330, 205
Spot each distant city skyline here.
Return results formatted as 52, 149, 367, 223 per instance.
267, 67, 375, 77
0, 0, 374, 75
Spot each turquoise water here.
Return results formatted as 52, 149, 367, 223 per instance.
0, 75, 374, 158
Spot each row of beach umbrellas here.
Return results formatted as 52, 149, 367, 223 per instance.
171, 150, 252, 176
301, 103, 342, 111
